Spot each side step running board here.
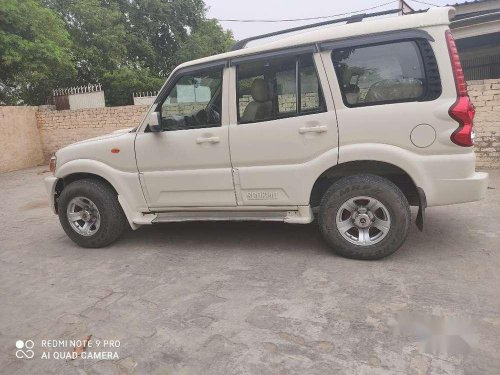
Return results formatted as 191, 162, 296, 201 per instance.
154, 211, 286, 223
153, 206, 314, 224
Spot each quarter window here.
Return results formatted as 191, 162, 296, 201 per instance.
237, 54, 325, 124
159, 69, 222, 131
332, 41, 427, 107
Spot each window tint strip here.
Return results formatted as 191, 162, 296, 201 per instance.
416, 39, 442, 100
319, 29, 434, 51
231, 45, 317, 66
296, 58, 301, 114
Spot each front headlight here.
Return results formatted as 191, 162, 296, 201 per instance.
49, 156, 57, 174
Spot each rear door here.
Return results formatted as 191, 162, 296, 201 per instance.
228, 51, 339, 206
321, 35, 445, 159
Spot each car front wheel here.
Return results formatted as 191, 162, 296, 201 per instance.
58, 179, 128, 248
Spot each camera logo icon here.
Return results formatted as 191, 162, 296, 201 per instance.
16, 340, 35, 359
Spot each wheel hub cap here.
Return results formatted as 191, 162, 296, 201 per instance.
336, 196, 391, 246
354, 213, 372, 228
67, 197, 101, 237
80, 210, 91, 221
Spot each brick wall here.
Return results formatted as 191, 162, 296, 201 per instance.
37, 105, 148, 160
0, 106, 44, 173
239, 93, 320, 115
468, 79, 500, 168
163, 102, 207, 117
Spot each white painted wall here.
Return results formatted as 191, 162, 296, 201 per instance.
133, 96, 157, 106
68, 91, 105, 110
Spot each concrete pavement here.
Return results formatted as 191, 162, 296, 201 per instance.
0, 167, 499, 374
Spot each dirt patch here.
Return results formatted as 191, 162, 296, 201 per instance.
20, 200, 48, 210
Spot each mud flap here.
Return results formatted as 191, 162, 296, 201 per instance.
416, 187, 427, 232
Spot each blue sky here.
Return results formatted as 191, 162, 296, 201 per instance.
205, 0, 457, 40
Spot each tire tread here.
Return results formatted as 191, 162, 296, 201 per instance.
318, 174, 411, 260
58, 179, 128, 248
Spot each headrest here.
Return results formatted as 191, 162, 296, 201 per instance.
251, 79, 270, 102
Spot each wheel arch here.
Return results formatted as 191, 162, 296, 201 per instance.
55, 173, 117, 209
53, 159, 148, 223
310, 160, 421, 208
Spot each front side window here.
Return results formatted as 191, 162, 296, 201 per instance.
237, 54, 325, 124
160, 69, 222, 131
332, 41, 427, 107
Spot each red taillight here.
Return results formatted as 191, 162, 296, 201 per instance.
446, 30, 475, 147
449, 97, 475, 147
446, 30, 467, 96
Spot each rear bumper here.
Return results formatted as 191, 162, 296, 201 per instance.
426, 171, 489, 207
44, 176, 58, 214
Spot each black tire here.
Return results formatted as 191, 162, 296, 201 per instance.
318, 174, 410, 260
58, 179, 128, 248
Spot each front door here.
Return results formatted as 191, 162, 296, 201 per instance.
135, 65, 236, 209
228, 52, 338, 206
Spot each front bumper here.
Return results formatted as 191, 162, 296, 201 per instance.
44, 176, 58, 214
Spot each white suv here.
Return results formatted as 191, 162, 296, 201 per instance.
45, 7, 488, 260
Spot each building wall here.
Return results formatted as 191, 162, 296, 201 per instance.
0, 106, 44, 173
239, 93, 320, 115
37, 105, 148, 160
468, 79, 500, 168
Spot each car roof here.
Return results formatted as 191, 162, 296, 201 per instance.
176, 7, 454, 70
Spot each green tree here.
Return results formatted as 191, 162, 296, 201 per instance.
115, 0, 208, 75
175, 19, 234, 65
41, 0, 129, 84
0, 0, 75, 104
102, 67, 164, 106
6, 0, 235, 106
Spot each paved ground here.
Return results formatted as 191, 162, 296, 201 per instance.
0, 166, 499, 374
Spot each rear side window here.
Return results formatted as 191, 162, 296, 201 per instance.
332, 40, 437, 107
237, 54, 325, 124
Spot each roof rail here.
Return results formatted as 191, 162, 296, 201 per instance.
230, 8, 403, 51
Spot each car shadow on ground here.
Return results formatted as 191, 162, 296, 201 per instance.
121, 220, 331, 255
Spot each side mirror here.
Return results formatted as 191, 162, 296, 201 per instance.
147, 111, 162, 133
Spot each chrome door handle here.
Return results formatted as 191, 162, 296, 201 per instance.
298, 125, 328, 134
196, 136, 220, 144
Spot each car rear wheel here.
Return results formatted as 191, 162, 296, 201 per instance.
318, 174, 411, 260
58, 179, 128, 248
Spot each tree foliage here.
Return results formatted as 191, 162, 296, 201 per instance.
43, 0, 129, 84
38, 0, 234, 105
176, 19, 234, 64
0, 0, 75, 104
102, 67, 164, 107
115, 0, 208, 74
